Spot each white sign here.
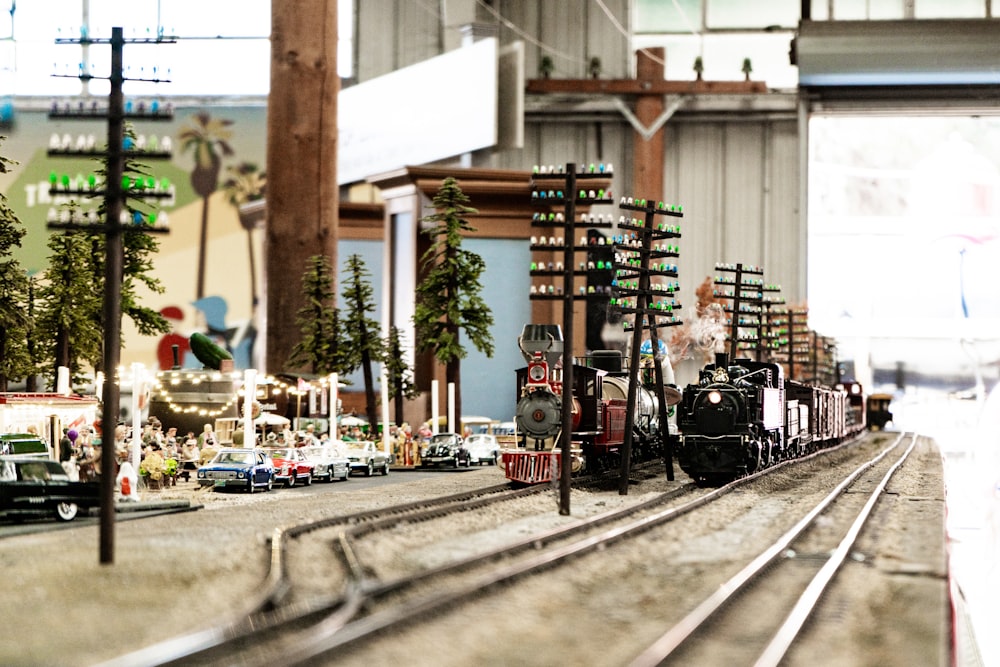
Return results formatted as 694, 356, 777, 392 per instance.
338, 38, 499, 185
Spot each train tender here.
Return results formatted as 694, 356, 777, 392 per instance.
676, 353, 866, 486
503, 324, 666, 485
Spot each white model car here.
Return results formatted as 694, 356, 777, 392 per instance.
344, 441, 390, 476
302, 444, 350, 482
464, 434, 500, 466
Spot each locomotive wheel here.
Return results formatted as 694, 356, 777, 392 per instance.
746, 443, 762, 475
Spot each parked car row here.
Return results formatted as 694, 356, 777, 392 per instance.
419, 432, 500, 468
197, 443, 354, 492
1, 432, 502, 523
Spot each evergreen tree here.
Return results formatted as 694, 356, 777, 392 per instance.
341, 254, 385, 430
413, 177, 494, 423
36, 125, 169, 388
384, 325, 420, 426
91, 125, 171, 370
0, 139, 34, 390
36, 231, 102, 386
288, 254, 344, 375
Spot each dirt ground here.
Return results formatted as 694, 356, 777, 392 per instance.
1, 436, 953, 666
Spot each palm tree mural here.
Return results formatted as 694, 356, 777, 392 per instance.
178, 112, 235, 299
221, 162, 266, 309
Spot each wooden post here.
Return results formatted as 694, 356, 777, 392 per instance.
526, 48, 766, 208
634, 48, 666, 204
98, 27, 125, 565
266, 0, 340, 373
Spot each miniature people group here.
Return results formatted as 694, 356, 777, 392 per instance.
59, 414, 412, 489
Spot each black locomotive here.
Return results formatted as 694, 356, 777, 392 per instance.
676, 353, 866, 485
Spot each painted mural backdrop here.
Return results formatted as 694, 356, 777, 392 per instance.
0, 105, 267, 373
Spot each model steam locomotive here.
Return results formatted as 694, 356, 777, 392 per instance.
675, 352, 867, 485
503, 325, 869, 487
504, 324, 665, 485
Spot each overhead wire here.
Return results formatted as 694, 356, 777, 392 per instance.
592, 0, 666, 67
473, 0, 584, 65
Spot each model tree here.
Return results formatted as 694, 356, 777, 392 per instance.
413, 177, 494, 423
287, 254, 345, 375
179, 111, 235, 300
0, 140, 35, 391
35, 230, 102, 386
341, 253, 385, 430
384, 325, 420, 426
103, 127, 171, 349
37, 125, 169, 388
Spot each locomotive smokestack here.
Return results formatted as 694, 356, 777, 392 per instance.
518, 324, 564, 368
715, 352, 728, 369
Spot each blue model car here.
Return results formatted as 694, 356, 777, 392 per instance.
197, 448, 274, 493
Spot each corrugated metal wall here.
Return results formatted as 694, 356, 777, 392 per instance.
353, 0, 805, 344
667, 119, 804, 306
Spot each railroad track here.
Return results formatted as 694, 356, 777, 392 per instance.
101, 436, 882, 666
630, 431, 918, 666
97, 481, 537, 667
273, 438, 874, 665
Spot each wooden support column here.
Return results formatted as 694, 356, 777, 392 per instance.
266, 0, 339, 373
634, 48, 666, 204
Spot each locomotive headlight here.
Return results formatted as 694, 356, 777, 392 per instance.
528, 363, 547, 382
707, 390, 723, 405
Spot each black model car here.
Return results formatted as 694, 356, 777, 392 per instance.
0, 456, 101, 522
420, 433, 471, 468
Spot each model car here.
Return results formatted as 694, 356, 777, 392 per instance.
464, 433, 500, 466
266, 447, 316, 487
197, 448, 274, 493
344, 441, 390, 476
420, 432, 471, 468
0, 456, 100, 522
302, 444, 350, 482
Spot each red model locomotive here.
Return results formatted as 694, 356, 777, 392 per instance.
503, 324, 664, 485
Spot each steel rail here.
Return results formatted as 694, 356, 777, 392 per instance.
754, 432, 919, 667
277, 436, 872, 664
96, 482, 528, 667
628, 431, 914, 667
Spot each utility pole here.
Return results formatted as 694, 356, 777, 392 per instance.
266, 0, 340, 373
50, 26, 172, 563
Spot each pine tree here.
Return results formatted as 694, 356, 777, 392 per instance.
413, 177, 494, 423
384, 325, 420, 426
36, 125, 169, 388
0, 139, 35, 390
341, 254, 385, 429
36, 231, 102, 386
288, 254, 344, 375
89, 125, 171, 371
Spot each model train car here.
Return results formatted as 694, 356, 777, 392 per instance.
675, 353, 867, 485
866, 393, 894, 430
503, 325, 665, 485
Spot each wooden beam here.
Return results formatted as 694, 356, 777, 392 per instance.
526, 78, 768, 96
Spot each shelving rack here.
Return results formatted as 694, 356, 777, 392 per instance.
611, 196, 684, 488
49, 26, 173, 564
528, 162, 613, 515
